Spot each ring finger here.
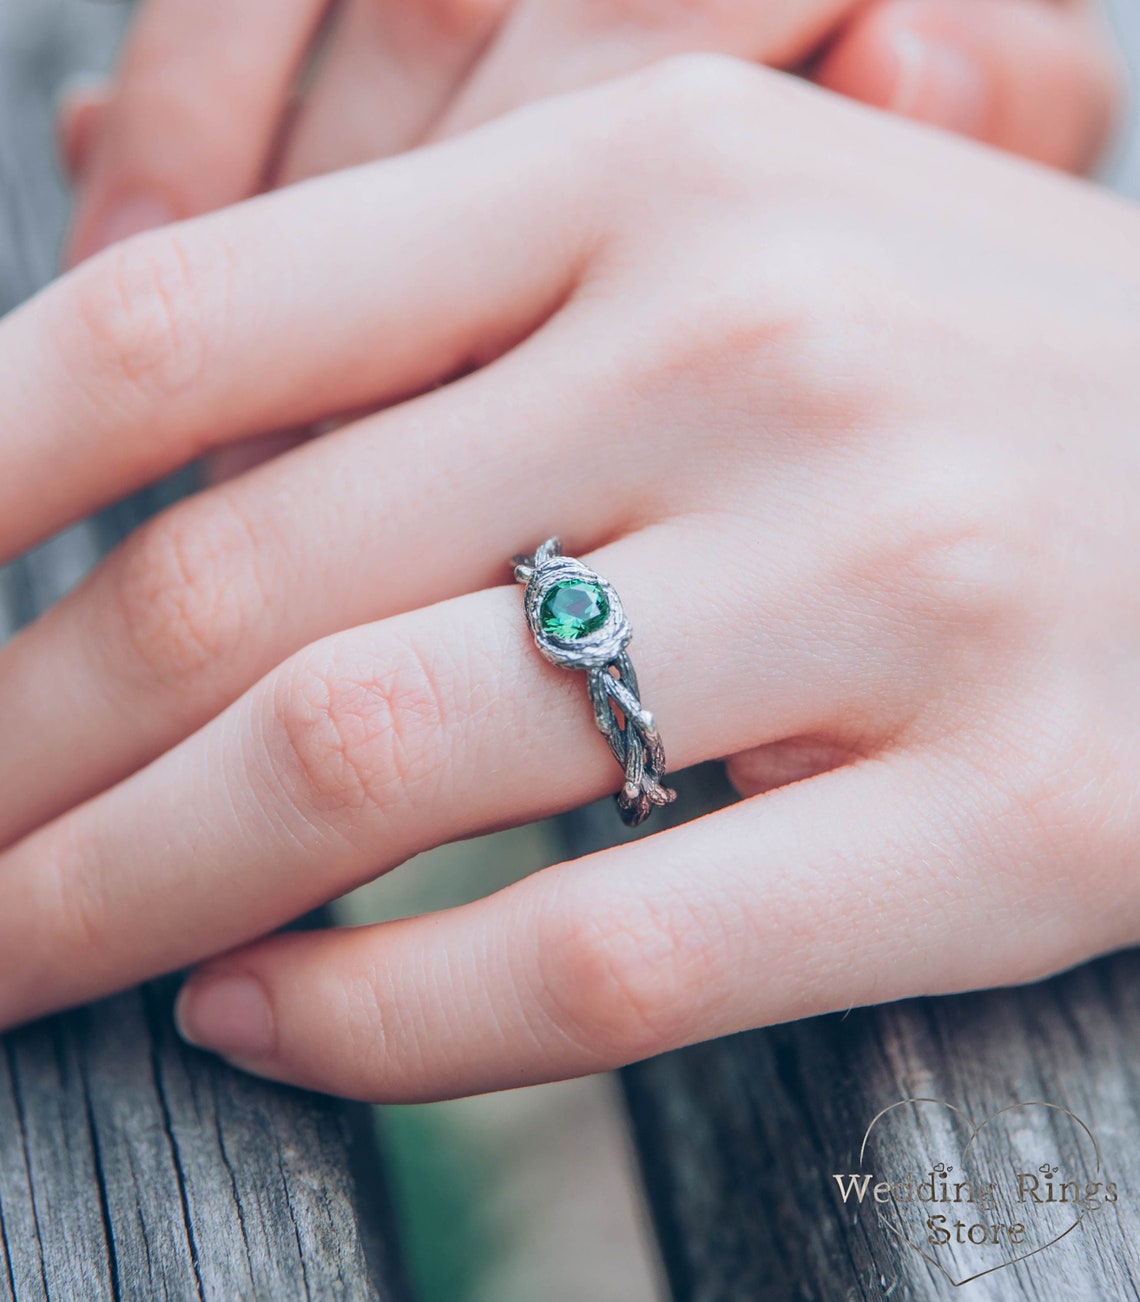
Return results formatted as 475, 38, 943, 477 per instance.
0, 326, 627, 845
0, 524, 916, 1029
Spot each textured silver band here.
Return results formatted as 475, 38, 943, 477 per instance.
513, 537, 676, 827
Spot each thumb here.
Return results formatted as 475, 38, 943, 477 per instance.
814, 0, 1125, 172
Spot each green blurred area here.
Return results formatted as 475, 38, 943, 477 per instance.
331, 767, 737, 1301
334, 821, 663, 1302
381, 1099, 501, 1302
335, 824, 550, 1302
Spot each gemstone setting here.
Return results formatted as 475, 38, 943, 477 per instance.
518, 543, 631, 670
513, 536, 673, 828
539, 579, 610, 641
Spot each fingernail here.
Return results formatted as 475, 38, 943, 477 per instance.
176, 972, 275, 1059
886, 31, 989, 136
68, 193, 176, 266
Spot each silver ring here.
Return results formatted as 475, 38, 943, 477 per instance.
512, 537, 677, 827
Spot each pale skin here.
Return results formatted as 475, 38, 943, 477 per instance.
56, 0, 1128, 507
0, 53, 1139, 1099
62, 0, 1122, 266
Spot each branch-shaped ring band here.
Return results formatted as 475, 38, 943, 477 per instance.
513, 538, 677, 827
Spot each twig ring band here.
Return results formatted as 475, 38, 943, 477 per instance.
512, 537, 677, 827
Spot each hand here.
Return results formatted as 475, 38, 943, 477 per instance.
3, 58, 1139, 1099
62, 0, 1122, 265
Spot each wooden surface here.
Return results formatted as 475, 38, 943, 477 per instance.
0, 5, 407, 1299
0, 980, 404, 1301
623, 952, 1140, 1301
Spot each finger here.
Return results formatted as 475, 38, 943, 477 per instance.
277, 0, 508, 186
433, 0, 854, 138
65, 0, 331, 266
171, 752, 1094, 1102
56, 81, 110, 183
814, 0, 1124, 172
1, 97, 597, 559
0, 333, 613, 846
0, 528, 921, 1030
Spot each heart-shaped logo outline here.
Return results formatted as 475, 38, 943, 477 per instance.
858, 1098, 1101, 1287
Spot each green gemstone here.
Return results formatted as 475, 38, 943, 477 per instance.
539, 580, 609, 640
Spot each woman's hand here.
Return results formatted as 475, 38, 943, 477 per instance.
63, 0, 1122, 264
3, 58, 1140, 1099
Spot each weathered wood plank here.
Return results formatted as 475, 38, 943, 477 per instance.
621, 956, 1140, 1300
0, 5, 409, 1298
0, 981, 407, 1301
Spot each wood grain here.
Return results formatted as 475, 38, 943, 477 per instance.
623, 955, 1140, 1301
0, 4, 408, 1298
0, 981, 406, 1302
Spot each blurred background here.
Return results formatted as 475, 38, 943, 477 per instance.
0, 3, 1138, 1300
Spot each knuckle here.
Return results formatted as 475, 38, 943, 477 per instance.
532, 886, 704, 1061
593, 55, 816, 241
267, 638, 448, 828
611, 53, 775, 170
66, 225, 230, 421
896, 469, 1040, 632
107, 494, 265, 687
826, 444, 1041, 663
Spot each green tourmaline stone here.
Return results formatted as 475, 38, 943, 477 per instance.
539, 580, 609, 640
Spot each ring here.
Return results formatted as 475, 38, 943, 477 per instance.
512, 537, 677, 827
